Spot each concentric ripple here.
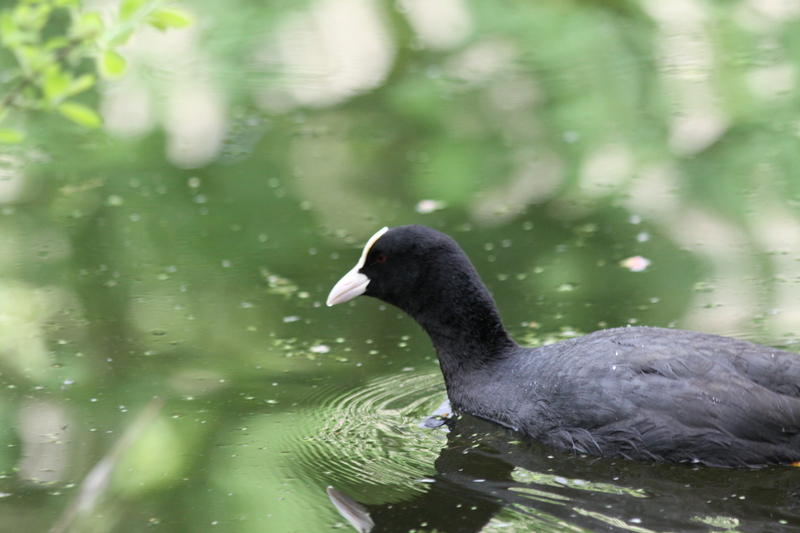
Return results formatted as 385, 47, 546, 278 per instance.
298, 369, 448, 504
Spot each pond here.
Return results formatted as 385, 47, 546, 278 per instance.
1, 0, 800, 531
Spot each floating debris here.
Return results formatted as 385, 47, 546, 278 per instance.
621, 255, 650, 272
415, 199, 446, 214
261, 268, 299, 297
107, 195, 124, 206
310, 344, 330, 354
519, 328, 583, 348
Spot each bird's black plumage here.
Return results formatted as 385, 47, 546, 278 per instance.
328, 225, 800, 467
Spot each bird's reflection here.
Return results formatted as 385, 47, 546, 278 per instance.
328, 411, 800, 533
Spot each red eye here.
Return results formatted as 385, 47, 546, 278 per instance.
376, 254, 387, 263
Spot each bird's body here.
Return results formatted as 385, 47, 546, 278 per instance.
451, 327, 800, 466
327, 225, 800, 467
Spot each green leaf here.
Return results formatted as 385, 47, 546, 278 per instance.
57, 101, 102, 128
120, 0, 147, 21
0, 129, 25, 144
43, 65, 72, 104
98, 50, 127, 79
146, 8, 192, 31
75, 11, 105, 39
44, 36, 70, 50
68, 73, 97, 96
0, 12, 25, 48
13, 3, 52, 32
16, 45, 53, 75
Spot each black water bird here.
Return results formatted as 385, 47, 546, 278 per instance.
327, 225, 800, 467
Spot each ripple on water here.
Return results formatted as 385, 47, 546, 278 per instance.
298, 369, 448, 504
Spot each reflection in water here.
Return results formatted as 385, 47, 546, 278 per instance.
315, 371, 800, 532
50, 399, 165, 533
268, 0, 395, 109
17, 400, 71, 485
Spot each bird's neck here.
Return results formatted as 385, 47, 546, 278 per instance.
405, 276, 516, 378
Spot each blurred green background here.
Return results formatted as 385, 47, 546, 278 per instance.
2, 0, 800, 531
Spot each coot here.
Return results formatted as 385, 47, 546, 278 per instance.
327, 225, 800, 467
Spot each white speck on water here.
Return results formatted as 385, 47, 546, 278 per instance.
621, 256, 650, 272
415, 199, 446, 213
283, 316, 300, 323
637, 232, 649, 242
310, 344, 330, 354
629, 518, 642, 524
222, 260, 232, 268
629, 215, 642, 224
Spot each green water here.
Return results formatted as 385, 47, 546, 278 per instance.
1, 0, 800, 531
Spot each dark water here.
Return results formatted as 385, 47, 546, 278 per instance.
1, 0, 800, 531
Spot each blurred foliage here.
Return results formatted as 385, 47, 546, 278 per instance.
0, 0, 799, 531
0, 0, 192, 139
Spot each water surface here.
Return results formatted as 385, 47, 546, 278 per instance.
1, 0, 800, 531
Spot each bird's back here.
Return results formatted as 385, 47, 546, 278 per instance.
456, 326, 800, 466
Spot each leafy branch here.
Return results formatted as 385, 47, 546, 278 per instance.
0, 0, 192, 143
